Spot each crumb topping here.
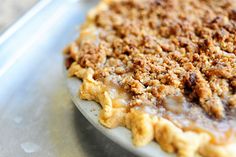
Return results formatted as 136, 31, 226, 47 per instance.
67, 0, 236, 143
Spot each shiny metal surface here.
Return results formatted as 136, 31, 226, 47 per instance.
0, 0, 136, 156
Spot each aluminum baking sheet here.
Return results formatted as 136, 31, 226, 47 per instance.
0, 0, 174, 157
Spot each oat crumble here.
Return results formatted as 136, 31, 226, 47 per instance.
65, 0, 236, 156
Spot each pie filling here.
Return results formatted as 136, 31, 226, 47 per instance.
65, 0, 236, 156
99, 74, 236, 145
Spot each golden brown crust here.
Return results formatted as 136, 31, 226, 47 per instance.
66, 0, 236, 157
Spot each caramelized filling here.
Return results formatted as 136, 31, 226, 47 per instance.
105, 77, 131, 108
104, 82, 236, 144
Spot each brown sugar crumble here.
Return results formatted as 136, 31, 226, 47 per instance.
67, 0, 236, 144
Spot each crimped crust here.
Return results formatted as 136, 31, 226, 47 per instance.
65, 0, 236, 157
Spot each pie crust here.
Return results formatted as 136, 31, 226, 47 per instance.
65, 0, 236, 157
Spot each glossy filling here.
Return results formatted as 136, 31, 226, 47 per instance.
105, 80, 236, 145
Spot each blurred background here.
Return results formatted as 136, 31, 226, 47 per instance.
0, 0, 38, 33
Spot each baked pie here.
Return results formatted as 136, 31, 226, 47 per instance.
65, 0, 236, 156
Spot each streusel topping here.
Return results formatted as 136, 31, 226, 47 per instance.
67, 0, 236, 144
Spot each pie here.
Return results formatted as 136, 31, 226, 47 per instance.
64, 0, 236, 156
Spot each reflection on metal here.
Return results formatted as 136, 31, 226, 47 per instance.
0, 0, 52, 44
